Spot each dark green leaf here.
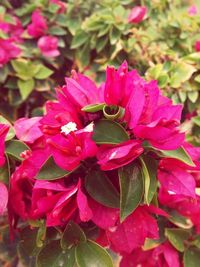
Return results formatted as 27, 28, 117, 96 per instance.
36, 157, 70, 180
85, 169, 120, 208
37, 240, 75, 267
165, 228, 190, 252
0, 155, 9, 183
61, 221, 86, 250
6, 140, 30, 161
75, 240, 114, 267
119, 162, 143, 221
92, 119, 129, 144
109, 26, 121, 45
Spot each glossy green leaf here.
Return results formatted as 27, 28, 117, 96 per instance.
85, 169, 120, 208
34, 65, 53, 79
36, 157, 70, 180
92, 119, 129, 144
18, 78, 35, 100
119, 163, 143, 221
37, 240, 75, 267
61, 221, 86, 250
5, 140, 30, 161
0, 115, 15, 141
165, 228, 190, 252
75, 240, 114, 267
159, 147, 195, 167
140, 155, 158, 205
184, 247, 200, 267
82, 103, 105, 113
109, 26, 121, 45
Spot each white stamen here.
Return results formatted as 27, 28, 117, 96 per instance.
61, 122, 77, 135
109, 151, 117, 159
84, 122, 94, 132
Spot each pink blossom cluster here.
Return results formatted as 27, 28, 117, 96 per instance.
0, 0, 66, 67
1, 62, 200, 265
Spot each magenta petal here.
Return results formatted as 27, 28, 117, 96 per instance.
77, 187, 93, 222
158, 165, 196, 198
0, 182, 8, 215
14, 117, 42, 144
89, 198, 119, 229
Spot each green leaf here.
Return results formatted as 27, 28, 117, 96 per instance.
168, 210, 193, 229
159, 147, 195, 167
82, 103, 105, 113
34, 65, 53, 79
170, 62, 196, 88
109, 26, 121, 45
92, 119, 129, 144
188, 91, 198, 103
17, 78, 35, 100
184, 247, 200, 267
0, 115, 15, 141
192, 116, 200, 127
71, 30, 89, 49
48, 26, 67, 36
19, 227, 40, 257
140, 155, 158, 205
96, 36, 108, 53
75, 240, 114, 267
36, 221, 46, 248
165, 228, 190, 252
85, 169, 120, 208
5, 140, 30, 161
37, 240, 75, 267
36, 157, 70, 180
119, 162, 144, 221
61, 221, 86, 250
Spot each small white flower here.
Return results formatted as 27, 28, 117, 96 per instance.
61, 122, 77, 135
84, 122, 94, 132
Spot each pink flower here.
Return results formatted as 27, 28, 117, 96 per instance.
97, 140, 143, 170
195, 40, 200, 52
0, 182, 8, 215
46, 124, 98, 171
38, 36, 60, 57
120, 242, 180, 267
0, 124, 9, 167
0, 39, 20, 67
27, 10, 47, 38
188, 5, 198, 16
50, 0, 66, 13
31, 179, 92, 226
14, 117, 43, 144
128, 6, 147, 24
106, 206, 163, 254
0, 16, 23, 41
158, 159, 196, 198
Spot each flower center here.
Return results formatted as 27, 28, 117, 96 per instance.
60, 122, 77, 135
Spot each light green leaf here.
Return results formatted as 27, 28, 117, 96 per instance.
188, 91, 198, 103
34, 65, 53, 80
82, 103, 105, 113
0, 115, 15, 141
18, 78, 35, 100
184, 247, 200, 267
159, 147, 195, 167
71, 30, 89, 49
75, 240, 114, 267
165, 228, 190, 252
140, 155, 158, 205
119, 163, 143, 221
